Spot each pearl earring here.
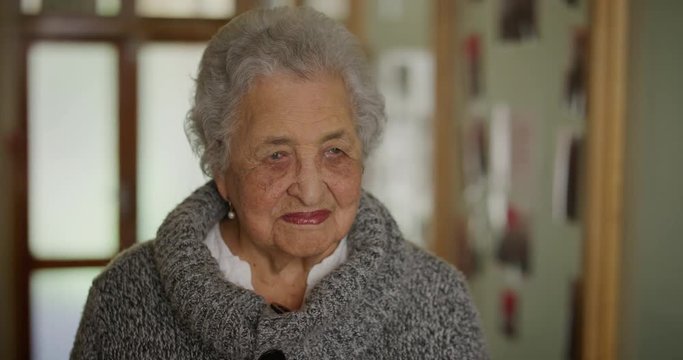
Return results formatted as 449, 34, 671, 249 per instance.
227, 200, 236, 220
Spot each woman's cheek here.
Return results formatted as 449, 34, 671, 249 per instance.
324, 157, 363, 197
325, 155, 362, 177
245, 161, 293, 194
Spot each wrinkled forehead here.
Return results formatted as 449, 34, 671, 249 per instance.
232, 71, 359, 148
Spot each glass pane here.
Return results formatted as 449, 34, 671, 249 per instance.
28, 42, 119, 259
137, 43, 208, 242
31, 267, 102, 360
304, 0, 349, 20
260, 0, 296, 8
21, 0, 41, 14
21, 0, 121, 16
136, 0, 235, 18
96, 0, 121, 16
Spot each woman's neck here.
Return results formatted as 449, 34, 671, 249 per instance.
219, 219, 336, 310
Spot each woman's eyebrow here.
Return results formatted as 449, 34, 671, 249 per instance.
262, 136, 293, 146
260, 129, 350, 146
320, 129, 348, 143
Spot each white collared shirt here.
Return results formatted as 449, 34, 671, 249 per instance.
203, 223, 348, 297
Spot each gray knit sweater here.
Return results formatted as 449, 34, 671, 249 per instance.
71, 182, 487, 359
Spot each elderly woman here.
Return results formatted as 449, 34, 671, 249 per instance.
72, 6, 486, 360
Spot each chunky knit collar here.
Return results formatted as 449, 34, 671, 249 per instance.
152, 182, 403, 359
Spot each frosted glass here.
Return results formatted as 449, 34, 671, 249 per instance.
137, 43, 208, 242
96, 0, 121, 16
304, 0, 349, 20
21, 0, 41, 14
30, 267, 102, 360
261, 0, 296, 8
28, 42, 119, 259
137, 0, 235, 18
21, 0, 121, 16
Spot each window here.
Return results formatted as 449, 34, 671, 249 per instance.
136, 42, 207, 242
28, 41, 120, 261
16, 1, 234, 358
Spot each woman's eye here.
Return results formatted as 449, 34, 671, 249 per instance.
325, 147, 343, 157
269, 151, 286, 161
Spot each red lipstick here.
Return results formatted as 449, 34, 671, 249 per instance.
281, 210, 331, 225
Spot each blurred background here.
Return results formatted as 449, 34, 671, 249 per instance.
0, 0, 681, 359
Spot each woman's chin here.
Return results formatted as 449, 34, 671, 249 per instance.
273, 230, 341, 260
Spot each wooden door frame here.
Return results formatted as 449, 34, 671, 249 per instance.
431, 1, 629, 359
432, 0, 462, 267
581, 0, 629, 359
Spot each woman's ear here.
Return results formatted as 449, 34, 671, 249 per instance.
214, 173, 230, 201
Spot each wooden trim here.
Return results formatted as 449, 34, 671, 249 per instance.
118, 39, 138, 249
581, 0, 629, 359
235, 0, 255, 15
15, 36, 31, 360
346, 0, 366, 45
30, 259, 111, 269
432, 0, 462, 266
21, 16, 228, 41
120, 0, 135, 18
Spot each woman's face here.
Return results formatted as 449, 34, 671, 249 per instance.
215, 72, 363, 261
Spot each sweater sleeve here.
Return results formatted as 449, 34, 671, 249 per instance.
396, 246, 489, 359
70, 281, 104, 360
440, 271, 489, 360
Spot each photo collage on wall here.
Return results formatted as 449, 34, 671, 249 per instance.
498, 0, 538, 42
460, 0, 589, 341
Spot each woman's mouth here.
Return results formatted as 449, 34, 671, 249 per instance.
281, 210, 331, 225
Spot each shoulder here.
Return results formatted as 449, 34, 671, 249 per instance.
407, 244, 466, 286
79, 240, 182, 337
88, 240, 161, 302
97, 240, 156, 280
72, 241, 166, 357
389, 243, 488, 358
398, 242, 473, 306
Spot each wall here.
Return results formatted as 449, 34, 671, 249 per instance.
620, 0, 683, 358
365, 0, 431, 52
456, 1, 587, 358
0, 0, 19, 359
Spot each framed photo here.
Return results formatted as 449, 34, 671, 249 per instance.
498, 0, 538, 41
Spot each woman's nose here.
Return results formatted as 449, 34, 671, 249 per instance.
287, 158, 324, 206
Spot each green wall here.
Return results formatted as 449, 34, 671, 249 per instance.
620, 0, 683, 358
457, 1, 587, 358
366, 1, 595, 357
366, 0, 431, 52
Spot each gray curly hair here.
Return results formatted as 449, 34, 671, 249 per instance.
186, 6, 386, 177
